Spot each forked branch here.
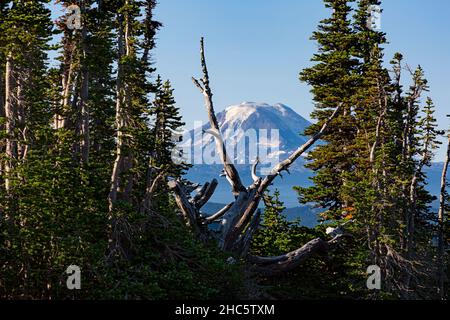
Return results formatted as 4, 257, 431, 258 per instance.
192, 38, 245, 196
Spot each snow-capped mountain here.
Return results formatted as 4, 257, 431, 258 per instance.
181, 102, 314, 207
182, 102, 312, 168
216, 101, 311, 153
180, 102, 442, 222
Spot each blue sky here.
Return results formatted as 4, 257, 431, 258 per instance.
153, 0, 450, 161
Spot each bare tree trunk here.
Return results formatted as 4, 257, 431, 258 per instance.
192, 38, 245, 197
80, 23, 90, 164
4, 53, 17, 192
170, 38, 347, 274
108, 5, 134, 212
0, 68, 4, 188
16, 71, 27, 161
108, 13, 126, 212
56, 33, 75, 130
438, 133, 450, 299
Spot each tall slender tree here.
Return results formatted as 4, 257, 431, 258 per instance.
297, 0, 359, 220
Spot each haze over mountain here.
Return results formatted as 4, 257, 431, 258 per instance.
182, 102, 443, 224
182, 102, 312, 167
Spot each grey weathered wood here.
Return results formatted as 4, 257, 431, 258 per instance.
172, 37, 348, 275
192, 38, 246, 196
4, 53, 16, 192
251, 157, 260, 183
195, 179, 218, 209
168, 180, 201, 235
249, 234, 349, 276
204, 202, 234, 224
437, 133, 450, 299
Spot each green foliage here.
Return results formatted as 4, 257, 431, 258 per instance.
296, 0, 444, 299
0, 0, 242, 300
251, 190, 368, 299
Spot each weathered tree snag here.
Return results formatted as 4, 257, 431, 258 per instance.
222, 104, 342, 252
192, 38, 246, 197
248, 234, 349, 276
140, 167, 165, 214
204, 202, 233, 224
80, 21, 90, 165
168, 180, 200, 230
169, 38, 345, 274
437, 131, 449, 300
108, 10, 133, 212
193, 179, 218, 209
4, 53, 17, 192
56, 29, 76, 130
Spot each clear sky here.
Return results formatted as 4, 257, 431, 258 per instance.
153, 0, 450, 161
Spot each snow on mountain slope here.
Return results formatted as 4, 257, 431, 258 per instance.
181, 102, 441, 212
181, 102, 314, 207
183, 102, 312, 167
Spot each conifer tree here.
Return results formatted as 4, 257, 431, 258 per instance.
151, 76, 187, 179
0, 0, 53, 193
297, 0, 359, 220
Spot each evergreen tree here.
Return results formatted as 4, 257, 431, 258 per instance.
297, 0, 360, 220
251, 190, 292, 257
151, 76, 188, 179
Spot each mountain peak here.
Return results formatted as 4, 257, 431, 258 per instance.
184, 102, 312, 166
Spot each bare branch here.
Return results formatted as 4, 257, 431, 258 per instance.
192, 37, 246, 196
195, 178, 218, 209
191, 77, 204, 92
191, 182, 210, 204
235, 209, 261, 257
260, 103, 342, 191
251, 157, 260, 183
168, 180, 201, 235
249, 234, 350, 276
204, 202, 234, 224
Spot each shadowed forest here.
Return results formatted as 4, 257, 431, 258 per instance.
0, 0, 449, 300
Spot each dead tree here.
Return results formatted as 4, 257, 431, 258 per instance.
108, 7, 134, 212
4, 53, 16, 192
169, 38, 347, 275
437, 129, 450, 299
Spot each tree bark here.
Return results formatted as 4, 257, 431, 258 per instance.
437, 133, 450, 299
169, 38, 345, 274
108, 5, 134, 212
56, 31, 75, 130
4, 53, 17, 192
80, 21, 90, 164
108, 13, 126, 211
248, 236, 347, 276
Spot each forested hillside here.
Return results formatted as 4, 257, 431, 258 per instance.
0, 0, 449, 300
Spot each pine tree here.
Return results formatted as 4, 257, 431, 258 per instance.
251, 190, 291, 257
297, 0, 360, 220
0, 0, 53, 193
151, 76, 188, 179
